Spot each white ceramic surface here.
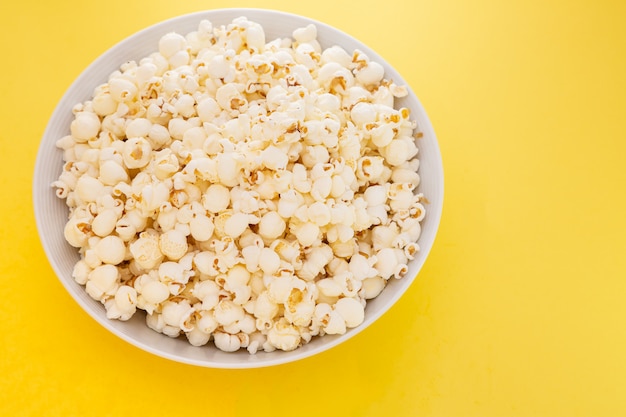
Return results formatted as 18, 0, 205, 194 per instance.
33, 8, 444, 368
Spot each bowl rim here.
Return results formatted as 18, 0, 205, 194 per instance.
33, 7, 444, 368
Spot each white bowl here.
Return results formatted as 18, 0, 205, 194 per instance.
33, 8, 443, 368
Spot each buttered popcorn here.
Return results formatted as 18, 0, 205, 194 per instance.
52, 17, 427, 353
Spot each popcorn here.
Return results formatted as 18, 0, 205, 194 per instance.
92, 89, 117, 117
159, 229, 188, 260
334, 297, 365, 328
323, 309, 347, 335
214, 300, 245, 327
75, 175, 105, 203
333, 271, 362, 298
129, 230, 163, 270
189, 213, 214, 241
141, 280, 170, 304
186, 327, 211, 347
223, 212, 251, 238
257, 211, 286, 241
360, 276, 386, 299
197, 311, 219, 334
85, 264, 119, 300
108, 77, 138, 103
161, 299, 193, 328
109, 285, 138, 320
253, 291, 280, 323
292, 221, 321, 247
258, 248, 281, 275
99, 160, 129, 186
53, 17, 426, 353
292, 24, 317, 44
266, 318, 301, 351
355, 60, 385, 86
316, 278, 343, 298
212, 331, 242, 352
94, 235, 126, 265
63, 215, 92, 248
321, 45, 352, 67
373, 247, 400, 280
299, 244, 333, 281
72, 260, 91, 285
71, 111, 101, 142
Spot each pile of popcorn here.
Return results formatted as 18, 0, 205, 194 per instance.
53, 17, 426, 353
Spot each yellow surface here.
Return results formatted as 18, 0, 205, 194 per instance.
1, 0, 626, 415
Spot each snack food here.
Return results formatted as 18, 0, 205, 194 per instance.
52, 17, 426, 353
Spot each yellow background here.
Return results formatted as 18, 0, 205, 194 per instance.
1, 0, 625, 415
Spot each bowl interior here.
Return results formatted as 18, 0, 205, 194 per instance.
33, 8, 443, 368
